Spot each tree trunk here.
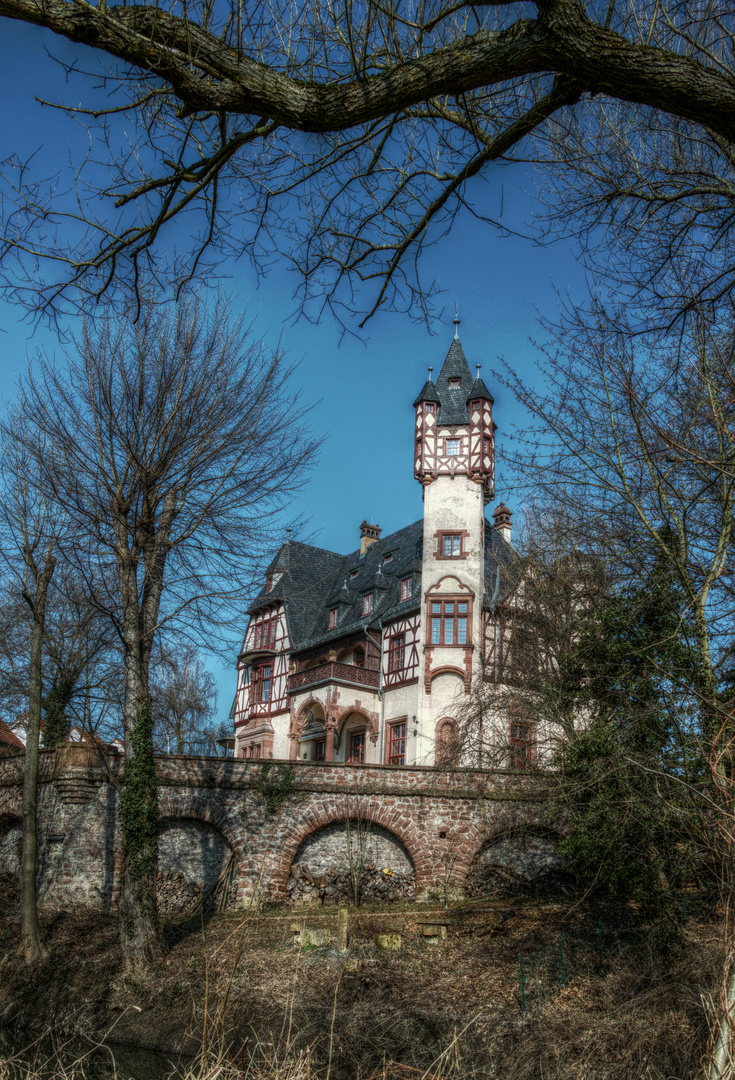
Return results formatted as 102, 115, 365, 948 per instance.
708, 929, 735, 1080
20, 549, 55, 964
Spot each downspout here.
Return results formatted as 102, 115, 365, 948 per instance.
366, 627, 385, 763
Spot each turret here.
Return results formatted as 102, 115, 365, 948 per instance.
413, 314, 495, 503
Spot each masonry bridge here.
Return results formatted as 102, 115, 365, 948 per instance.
0, 747, 559, 911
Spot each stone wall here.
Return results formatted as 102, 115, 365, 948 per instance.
0, 748, 558, 910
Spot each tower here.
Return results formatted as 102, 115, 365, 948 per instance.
412, 315, 497, 760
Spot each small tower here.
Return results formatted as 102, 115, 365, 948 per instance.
411, 315, 498, 762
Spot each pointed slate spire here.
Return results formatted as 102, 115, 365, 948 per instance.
467, 364, 494, 405
434, 327, 474, 424
412, 364, 441, 408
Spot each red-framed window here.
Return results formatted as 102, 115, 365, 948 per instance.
349, 732, 366, 763
446, 438, 460, 456
484, 436, 492, 456
252, 664, 272, 703
426, 403, 435, 413
315, 739, 326, 761
442, 534, 462, 557
354, 648, 365, 668
362, 592, 375, 616
329, 607, 338, 629
448, 378, 461, 388
254, 618, 276, 650
389, 722, 406, 765
389, 633, 405, 672
510, 723, 534, 770
430, 601, 469, 645
400, 577, 412, 601
248, 744, 261, 759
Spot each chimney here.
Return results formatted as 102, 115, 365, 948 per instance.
493, 502, 512, 544
359, 520, 381, 554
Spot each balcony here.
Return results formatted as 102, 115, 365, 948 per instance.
288, 661, 379, 695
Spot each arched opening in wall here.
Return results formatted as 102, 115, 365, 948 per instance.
465, 828, 565, 898
156, 817, 237, 915
0, 816, 21, 900
434, 717, 459, 767
288, 821, 415, 905
336, 711, 371, 764
296, 702, 330, 762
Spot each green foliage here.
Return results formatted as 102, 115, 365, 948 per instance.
119, 700, 159, 885
554, 550, 705, 927
41, 673, 77, 750
253, 761, 296, 815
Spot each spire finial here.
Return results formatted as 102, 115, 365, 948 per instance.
428, 366, 433, 381
476, 365, 481, 377
453, 303, 460, 340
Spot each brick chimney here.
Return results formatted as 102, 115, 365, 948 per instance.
359, 520, 381, 554
493, 502, 512, 544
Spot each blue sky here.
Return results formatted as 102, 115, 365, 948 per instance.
0, 19, 589, 722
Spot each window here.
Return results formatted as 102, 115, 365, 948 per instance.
426, 403, 435, 413
248, 744, 261, 759
383, 552, 393, 564
350, 568, 360, 579
349, 732, 366, 763
448, 378, 461, 388
254, 618, 276, 650
510, 723, 534, 770
389, 722, 406, 765
354, 648, 365, 668
446, 438, 460, 456
484, 436, 492, 456
362, 592, 375, 616
443, 534, 462, 557
430, 601, 469, 645
253, 664, 272, 703
400, 577, 412, 601
389, 633, 405, 672
329, 607, 338, 629
315, 739, 326, 761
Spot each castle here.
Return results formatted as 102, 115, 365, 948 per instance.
232, 320, 523, 767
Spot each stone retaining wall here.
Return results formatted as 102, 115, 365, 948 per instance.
0, 749, 560, 909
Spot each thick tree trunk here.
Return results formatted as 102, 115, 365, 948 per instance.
20, 550, 55, 964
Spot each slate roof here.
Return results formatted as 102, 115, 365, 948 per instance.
248, 519, 522, 654
432, 337, 476, 425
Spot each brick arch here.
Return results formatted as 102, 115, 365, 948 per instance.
156, 792, 246, 896
458, 820, 563, 888
335, 705, 378, 740
430, 665, 465, 683
290, 697, 327, 739
269, 796, 430, 899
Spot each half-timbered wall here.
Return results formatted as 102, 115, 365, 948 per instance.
234, 604, 291, 758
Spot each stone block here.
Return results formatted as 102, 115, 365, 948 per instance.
374, 932, 401, 950
302, 927, 331, 948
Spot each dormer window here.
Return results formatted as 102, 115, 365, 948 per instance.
362, 592, 375, 616
383, 552, 393, 564
448, 378, 461, 388
400, 577, 412, 601
350, 568, 360, 579
329, 607, 338, 629
446, 438, 460, 456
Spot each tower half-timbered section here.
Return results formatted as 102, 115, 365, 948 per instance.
233, 320, 522, 765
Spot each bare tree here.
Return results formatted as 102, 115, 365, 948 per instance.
150, 644, 216, 756
1, 0, 735, 321
15, 294, 316, 968
0, 412, 66, 963
495, 300, 735, 1077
